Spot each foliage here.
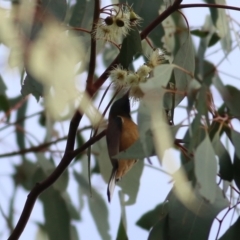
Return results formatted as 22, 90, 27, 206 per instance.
0, 0, 240, 240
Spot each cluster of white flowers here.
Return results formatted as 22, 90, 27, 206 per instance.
93, 5, 142, 43
109, 48, 166, 98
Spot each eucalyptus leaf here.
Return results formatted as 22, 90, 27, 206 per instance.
233, 153, 240, 191
136, 202, 168, 230
118, 26, 142, 69
212, 133, 233, 181
173, 34, 195, 106
41, 188, 72, 240
167, 183, 228, 240
213, 75, 240, 119
21, 73, 43, 101
73, 171, 111, 240
194, 134, 217, 203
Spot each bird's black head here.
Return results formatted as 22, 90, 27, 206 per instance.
109, 91, 131, 118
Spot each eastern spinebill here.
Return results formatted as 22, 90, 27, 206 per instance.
106, 90, 139, 202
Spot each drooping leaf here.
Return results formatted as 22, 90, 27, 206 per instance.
41, 188, 72, 240
118, 26, 142, 69
194, 134, 218, 203
136, 202, 168, 231
147, 215, 169, 240
208, 0, 232, 53
167, 183, 228, 240
13, 159, 38, 189
42, 0, 67, 22
21, 73, 43, 101
195, 59, 215, 86
0, 75, 7, 94
213, 75, 240, 119
73, 171, 111, 240
37, 154, 69, 192
208, 32, 221, 47
190, 29, 209, 38
140, 64, 174, 93
173, 34, 195, 106
61, 192, 80, 220
118, 159, 144, 205
0, 94, 10, 115
233, 153, 240, 191
69, 0, 94, 28
212, 133, 233, 181
70, 225, 79, 240
116, 214, 128, 240
219, 216, 240, 240
16, 98, 28, 150
196, 16, 215, 81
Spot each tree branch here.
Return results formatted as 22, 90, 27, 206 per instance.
179, 3, 240, 12
86, 0, 100, 93
0, 126, 91, 158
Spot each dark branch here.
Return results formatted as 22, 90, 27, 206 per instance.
0, 126, 91, 158
179, 3, 240, 12
86, 0, 100, 93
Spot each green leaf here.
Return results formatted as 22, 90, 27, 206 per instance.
233, 153, 240, 191
0, 95, 10, 114
118, 159, 144, 205
147, 215, 169, 240
195, 59, 215, 86
21, 73, 43, 101
173, 34, 195, 106
73, 171, 111, 240
0, 75, 7, 94
231, 130, 240, 158
211, 0, 232, 53
93, 137, 112, 183
37, 154, 69, 192
195, 84, 209, 126
16, 98, 28, 150
219, 216, 240, 240
69, 0, 94, 28
116, 216, 128, 240
140, 64, 174, 92
61, 192, 80, 220
190, 30, 209, 38
13, 159, 38, 189
42, 0, 67, 22
75, 133, 85, 161
208, 32, 220, 47
118, 26, 142, 69
136, 202, 168, 231
194, 134, 217, 203
212, 133, 233, 181
41, 188, 71, 240
167, 183, 228, 240
70, 225, 79, 240
213, 75, 240, 119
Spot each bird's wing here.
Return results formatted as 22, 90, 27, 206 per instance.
106, 116, 122, 168
106, 116, 122, 202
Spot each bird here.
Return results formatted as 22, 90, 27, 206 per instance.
106, 90, 139, 202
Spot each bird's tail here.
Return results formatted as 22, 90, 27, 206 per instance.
107, 169, 117, 202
